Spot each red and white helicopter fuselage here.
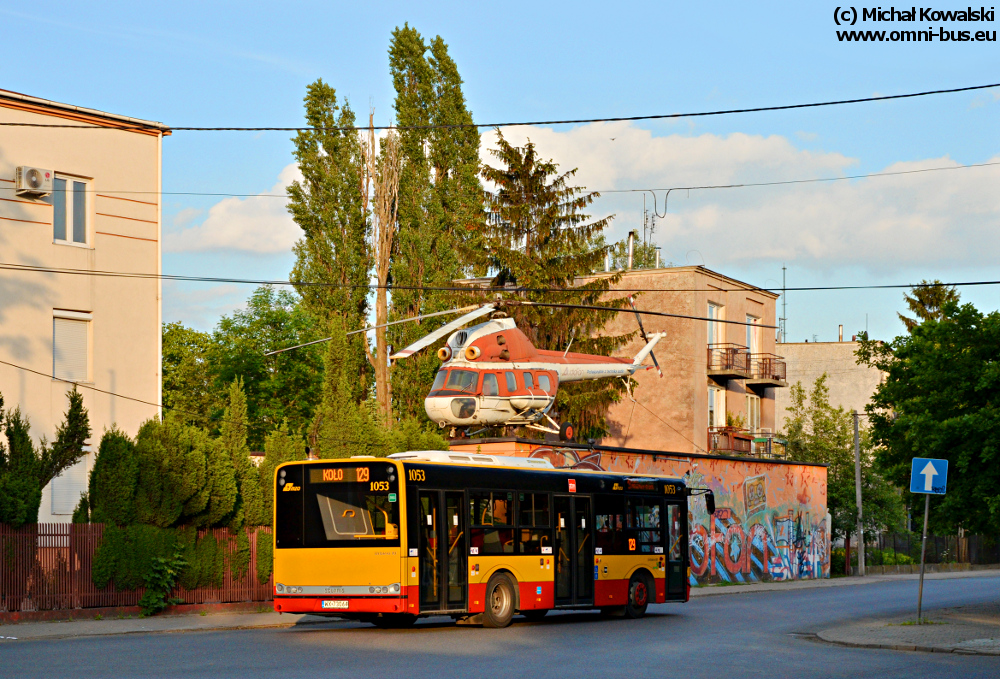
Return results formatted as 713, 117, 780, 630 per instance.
416, 317, 663, 433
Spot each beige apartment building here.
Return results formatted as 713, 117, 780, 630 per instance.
0, 90, 168, 522
593, 266, 786, 455
774, 340, 884, 432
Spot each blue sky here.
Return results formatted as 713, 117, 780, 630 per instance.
3, 1, 998, 340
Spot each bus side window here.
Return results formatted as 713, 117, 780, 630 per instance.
482, 373, 499, 396
627, 497, 663, 554
505, 372, 517, 392
518, 492, 550, 554
524, 372, 534, 389
594, 494, 625, 554
470, 491, 514, 554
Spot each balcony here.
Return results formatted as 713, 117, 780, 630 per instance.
708, 427, 788, 458
708, 426, 753, 454
707, 343, 751, 380
747, 353, 788, 387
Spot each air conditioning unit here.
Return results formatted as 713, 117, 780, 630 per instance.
759, 427, 772, 434
15, 166, 53, 197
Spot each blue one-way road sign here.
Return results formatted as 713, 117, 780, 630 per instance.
910, 458, 948, 495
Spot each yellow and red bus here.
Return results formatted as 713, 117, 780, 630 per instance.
272, 451, 707, 628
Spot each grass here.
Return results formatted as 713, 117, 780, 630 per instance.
94, 614, 102, 621
199, 611, 207, 617
890, 619, 948, 626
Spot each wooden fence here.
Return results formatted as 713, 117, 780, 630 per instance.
0, 524, 273, 613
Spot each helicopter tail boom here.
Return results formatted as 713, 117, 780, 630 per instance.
630, 332, 665, 370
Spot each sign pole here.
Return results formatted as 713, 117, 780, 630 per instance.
917, 493, 930, 623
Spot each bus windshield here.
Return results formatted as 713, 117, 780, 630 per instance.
277, 463, 401, 548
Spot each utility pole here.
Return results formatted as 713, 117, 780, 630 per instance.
853, 410, 865, 576
780, 265, 787, 343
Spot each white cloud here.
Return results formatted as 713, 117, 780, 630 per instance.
480, 124, 1000, 273
165, 164, 301, 253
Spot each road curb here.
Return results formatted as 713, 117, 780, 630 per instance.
815, 629, 1000, 656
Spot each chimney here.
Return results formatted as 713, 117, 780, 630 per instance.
605, 250, 611, 272
654, 247, 661, 269
627, 230, 636, 270
838, 324, 843, 342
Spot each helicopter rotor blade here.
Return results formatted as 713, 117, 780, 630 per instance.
264, 305, 483, 357
389, 304, 496, 359
628, 295, 663, 378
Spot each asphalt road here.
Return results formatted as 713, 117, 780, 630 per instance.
5, 576, 999, 678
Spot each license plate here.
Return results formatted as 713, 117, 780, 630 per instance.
322, 600, 349, 610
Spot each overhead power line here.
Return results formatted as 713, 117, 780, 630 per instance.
0, 261, 996, 295
1, 82, 997, 132
4, 158, 996, 200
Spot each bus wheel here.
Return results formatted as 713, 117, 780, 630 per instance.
521, 609, 548, 621
372, 613, 417, 629
483, 573, 516, 628
625, 572, 651, 619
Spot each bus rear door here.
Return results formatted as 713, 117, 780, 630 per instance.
418, 490, 467, 612
554, 495, 594, 607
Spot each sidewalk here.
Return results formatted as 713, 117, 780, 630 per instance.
0, 569, 996, 643
818, 600, 1000, 656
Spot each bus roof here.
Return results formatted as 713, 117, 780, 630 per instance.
386, 450, 555, 469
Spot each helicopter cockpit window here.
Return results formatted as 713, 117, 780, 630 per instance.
505, 372, 517, 392
537, 374, 551, 392
445, 369, 478, 393
482, 373, 499, 396
431, 370, 448, 392
523, 372, 535, 389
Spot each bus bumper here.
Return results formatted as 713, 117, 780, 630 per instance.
273, 596, 408, 615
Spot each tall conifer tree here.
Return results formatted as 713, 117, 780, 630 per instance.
481, 132, 631, 438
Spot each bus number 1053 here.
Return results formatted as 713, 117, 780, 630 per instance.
370, 481, 390, 492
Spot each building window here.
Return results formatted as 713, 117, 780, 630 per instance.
53, 313, 90, 382
746, 394, 761, 432
708, 303, 723, 345
51, 449, 90, 515
49, 176, 88, 245
746, 314, 762, 354
708, 386, 726, 427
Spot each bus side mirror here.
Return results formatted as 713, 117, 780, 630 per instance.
705, 491, 716, 516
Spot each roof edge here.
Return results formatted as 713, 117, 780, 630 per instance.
0, 89, 170, 134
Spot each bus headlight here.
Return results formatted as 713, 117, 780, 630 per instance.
390, 584, 400, 593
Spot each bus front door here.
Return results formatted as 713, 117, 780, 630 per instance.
418, 490, 467, 612
554, 495, 594, 607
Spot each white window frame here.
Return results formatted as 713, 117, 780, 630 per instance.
708, 303, 724, 345
708, 385, 726, 428
53, 309, 93, 383
50, 174, 91, 248
746, 394, 761, 432
746, 314, 762, 353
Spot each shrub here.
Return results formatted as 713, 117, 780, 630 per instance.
138, 549, 187, 616
256, 529, 273, 585
91, 525, 178, 591
89, 429, 138, 526
230, 530, 251, 582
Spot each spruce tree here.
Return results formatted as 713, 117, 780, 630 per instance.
481, 132, 632, 438
0, 388, 91, 527
134, 418, 213, 528
287, 79, 372, 403
388, 25, 484, 420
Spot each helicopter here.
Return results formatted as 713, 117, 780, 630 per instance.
388, 301, 663, 440
268, 297, 669, 441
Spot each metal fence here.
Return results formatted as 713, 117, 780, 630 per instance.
867, 532, 1000, 566
0, 523, 273, 613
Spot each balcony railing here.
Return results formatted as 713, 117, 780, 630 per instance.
709, 427, 788, 458
708, 426, 753, 454
707, 343, 751, 379
748, 353, 788, 386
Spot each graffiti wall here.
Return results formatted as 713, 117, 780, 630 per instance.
449, 440, 830, 584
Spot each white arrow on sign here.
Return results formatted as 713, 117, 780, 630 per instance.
920, 461, 938, 491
